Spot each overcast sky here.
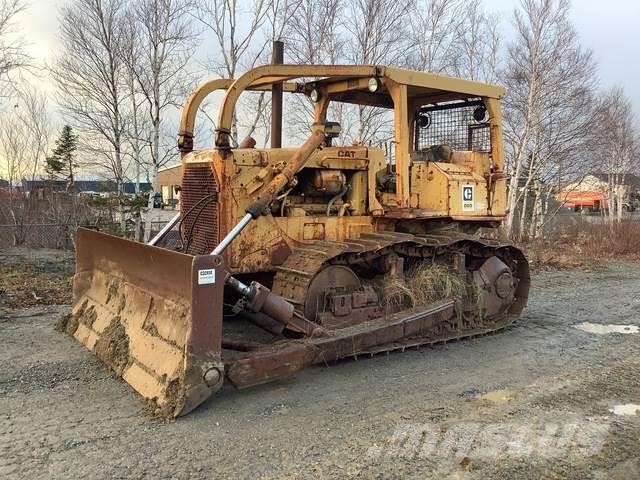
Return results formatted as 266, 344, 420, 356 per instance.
16, 0, 640, 116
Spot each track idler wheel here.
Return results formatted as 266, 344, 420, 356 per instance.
304, 265, 361, 321
303, 265, 384, 329
473, 256, 516, 319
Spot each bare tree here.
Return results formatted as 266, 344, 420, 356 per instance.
123, 0, 200, 240
0, 85, 50, 186
266, 0, 302, 44
408, 0, 463, 73
502, 0, 596, 239
522, 69, 597, 239
198, 0, 309, 147
407, 0, 501, 82
52, 0, 128, 201
285, 0, 342, 64
236, 0, 302, 146
120, 15, 150, 197
197, 0, 272, 143
0, 84, 51, 245
592, 87, 638, 224
344, 0, 412, 66
120, 25, 151, 240
282, 0, 343, 143
0, 106, 30, 190
0, 0, 30, 95
199, 0, 271, 79
453, 0, 501, 82
344, 0, 413, 144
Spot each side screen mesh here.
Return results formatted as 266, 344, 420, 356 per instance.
414, 100, 491, 153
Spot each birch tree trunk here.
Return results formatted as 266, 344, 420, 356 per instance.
519, 187, 529, 241
528, 179, 542, 239
616, 187, 624, 223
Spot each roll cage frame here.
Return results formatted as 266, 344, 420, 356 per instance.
178, 64, 506, 209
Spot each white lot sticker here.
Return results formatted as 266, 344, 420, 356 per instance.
198, 268, 216, 285
462, 185, 474, 211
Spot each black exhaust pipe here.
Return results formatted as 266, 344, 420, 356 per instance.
271, 40, 284, 148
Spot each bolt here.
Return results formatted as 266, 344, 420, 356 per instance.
203, 367, 222, 387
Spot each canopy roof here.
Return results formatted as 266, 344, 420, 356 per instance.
214, 64, 505, 139
245, 65, 505, 108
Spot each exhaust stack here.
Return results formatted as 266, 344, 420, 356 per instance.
271, 40, 284, 148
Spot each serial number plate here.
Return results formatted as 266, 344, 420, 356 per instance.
198, 269, 216, 285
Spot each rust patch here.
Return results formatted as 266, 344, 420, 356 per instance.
94, 316, 130, 376
270, 241, 291, 266
303, 222, 325, 240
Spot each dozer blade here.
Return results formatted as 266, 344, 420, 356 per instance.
61, 228, 225, 417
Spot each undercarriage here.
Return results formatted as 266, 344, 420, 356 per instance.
221, 232, 529, 389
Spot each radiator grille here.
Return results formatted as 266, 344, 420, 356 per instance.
180, 164, 219, 255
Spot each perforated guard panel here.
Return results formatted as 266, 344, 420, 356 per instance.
180, 164, 219, 255
415, 100, 491, 153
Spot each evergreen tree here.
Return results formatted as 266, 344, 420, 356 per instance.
46, 125, 79, 192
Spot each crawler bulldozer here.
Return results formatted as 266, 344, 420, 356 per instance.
63, 64, 530, 417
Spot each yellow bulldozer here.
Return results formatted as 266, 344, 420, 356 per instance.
61, 64, 529, 417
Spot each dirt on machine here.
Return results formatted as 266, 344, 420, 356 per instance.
60, 62, 530, 417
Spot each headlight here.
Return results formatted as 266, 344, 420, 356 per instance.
473, 106, 488, 122
367, 78, 379, 93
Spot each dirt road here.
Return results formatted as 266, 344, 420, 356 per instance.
1, 261, 639, 479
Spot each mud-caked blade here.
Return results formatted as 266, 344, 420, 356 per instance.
61, 228, 225, 417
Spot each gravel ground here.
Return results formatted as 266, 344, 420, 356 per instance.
1, 261, 640, 479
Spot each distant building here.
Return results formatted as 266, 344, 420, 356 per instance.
157, 164, 181, 207
0, 178, 14, 198
21, 179, 153, 194
557, 173, 640, 212
562, 173, 640, 194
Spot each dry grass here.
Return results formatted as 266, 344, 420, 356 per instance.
0, 250, 74, 309
379, 263, 466, 311
524, 219, 640, 271
0, 266, 73, 309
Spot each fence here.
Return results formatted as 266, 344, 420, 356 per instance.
542, 210, 639, 234
0, 221, 170, 250
3, 212, 637, 251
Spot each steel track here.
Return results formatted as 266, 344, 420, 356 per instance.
271, 231, 530, 350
